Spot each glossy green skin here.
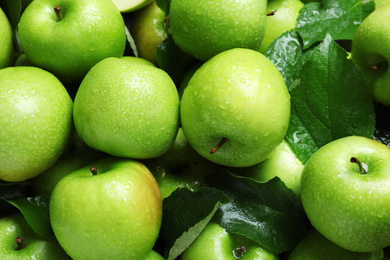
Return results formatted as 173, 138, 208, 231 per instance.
18, 0, 126, 84
180, 48, 290, 167
351, 4, 390, 106
375, 0, 389, 8
286, 229, 384, 260
0, 67, 73, 182
0, 214, 70, 260
73, 56, 180, 159
181, 222, 278, 260
231, 139, 304, 197
130, 1, 168, 66
32, 131, 108, 196
0, 7, 13, 69
169, 0, 267, 61
259, 0, 304, 53
50, 156, 162, 260
145, 250, 165, 260
301, 136, 390, 252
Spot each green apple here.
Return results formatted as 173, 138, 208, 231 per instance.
350, 4, 390, 106
259, 0, 304, 53
146, 250, 165, 260
0, 66, 73, 182
168, 0, 267, 61
375, 0, 389, 8
18, 0, 126, 84
50, 156, 162, 260
111, 0, 154, 13
13, 54, 34, 67
301, 135, 390, 252
178, 62, 203, 99
150, 128, 222, 199
230, 139, 304, 197
0, 7, 13, 69
73, 56, 179, 159
31, 131, 108, 196
130, 1, 168, 66
0, 213, 70, 259
181, 221, 278, 260
180, 48, 291, 167
286, 228, 384, 260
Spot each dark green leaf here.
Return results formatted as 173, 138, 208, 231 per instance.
0, 0, 22, 30
373, 102, 390, 147
159, 187, 231, 260
6, 196, 54, 238
0, 181, 32, 217
206, 169, 310, 254
157, 35, 187, 86
156, 0, 171, 15
296, 0, 375, 49
286, 34, 376, 163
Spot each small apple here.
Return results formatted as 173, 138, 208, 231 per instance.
301, 135, 390, 252
18, 0, 126, 84
31, 131, 108, 196
230, 139, 304, 197
0, 7, 13, 69
0, 66, 73, 182
130, 1, 168, 66
168, 0, 268, 61
286, 228, 384, 260
181, 221, 278, 260
0, 213, 70, 259
50, 156, 162, 260
13, 54, 34, 67
180, 48, 291, 167
258, 0, 304, 53
73, 56, 180, 159
110, 0, 154, 13
350, 4, 390, 106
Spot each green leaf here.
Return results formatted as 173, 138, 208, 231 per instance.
159, 187, 231, 260
205, 169, 310, 254
286, 34, 376, 164
0, 0, 22, 30
6, 196, 54, 239
373, 103, 390, 147
157, 35, 187, 86
156, 0, 171, 15
0, 181, 32, 217
296, 0, 375, 49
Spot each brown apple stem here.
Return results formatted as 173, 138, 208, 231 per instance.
16, 236, 23, 250
370, 61, 387, 72
267, 10, 277, 16
54, 6, 62, 21
234, 246, 247, 257
90, 166, 98, 175
209, 137, 228, 154
350, 157, 367, 174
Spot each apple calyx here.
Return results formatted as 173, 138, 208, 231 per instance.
15, 236, 23, 250
54, 6, 62, 21
90, 166, 98, 175
209, 137, 229, 154
233, 245, 247, 257
350, 157, 367, 174
267, 10, 277, 16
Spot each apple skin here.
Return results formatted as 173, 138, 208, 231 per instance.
0, 7, 14, 69
375, 0, 389, 8
230, 139, 304, 197
259, 0, 304, 53
350, 4, 390, 106
50, 156, 162, 260
286, 228, 384, 260
130, 1, 168, 66
301, 136, 390, 252
0, 66, 73, 182
180, 48, 291, 167
168, 0, 267, 61
181, 222, 278, 260
18, 0, 126, 84
73, 56, 180, 159
31, 131, 108, 196
0, 213, 70, 259
145, 250, 165, 260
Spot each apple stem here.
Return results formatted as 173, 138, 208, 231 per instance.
267, 10, 277, 16
350, 157, 367, 174
54, 6, 62, 21
370, 61, 387, 72
233, 246, 247, 257
209, 137, 228, 154
16, 236, 23, 250
90, 166, 98, 175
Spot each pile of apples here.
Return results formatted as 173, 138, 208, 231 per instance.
1, 0, 390, 259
